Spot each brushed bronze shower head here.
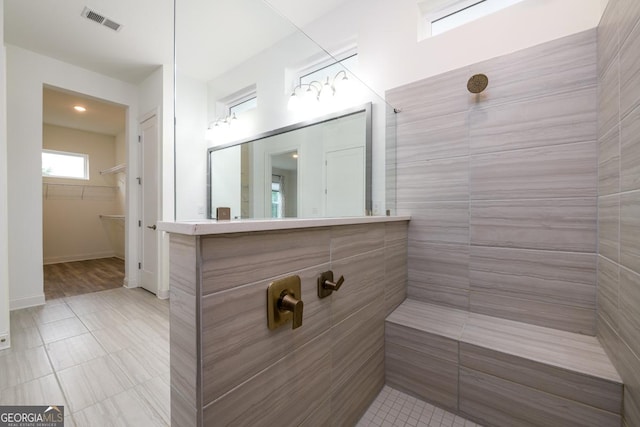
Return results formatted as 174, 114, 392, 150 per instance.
467, 74, 489, 94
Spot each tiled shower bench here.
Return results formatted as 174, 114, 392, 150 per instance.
385, 299, 623, 427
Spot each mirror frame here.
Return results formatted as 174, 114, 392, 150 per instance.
207, 102, 372, 219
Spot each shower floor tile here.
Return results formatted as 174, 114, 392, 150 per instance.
358, 386, 482, 427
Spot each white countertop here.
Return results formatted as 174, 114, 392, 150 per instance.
158, 216, 410, 235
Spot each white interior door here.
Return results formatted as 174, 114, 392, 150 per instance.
140, 115, 159, 294
325, 147, 365, 216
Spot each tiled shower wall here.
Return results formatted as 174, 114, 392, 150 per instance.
596, 0, 640, 426
387, 29, 599, 335
169, 221, 408, 426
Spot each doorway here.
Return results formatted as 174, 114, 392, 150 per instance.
42, 86, 128, 300
270, 150, 298, 218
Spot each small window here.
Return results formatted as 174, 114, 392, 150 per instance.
229, 96, 257, 116
271, 176, 284, 219
426, 0, 525, 37
42, 149, 89, 180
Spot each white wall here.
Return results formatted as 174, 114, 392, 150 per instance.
42, 124, 122, 264
211, 145, 242, 218
175, 72, 208, 220
6, 45, 140, 309
114, 131, 127, 213
0, 0, 12, 349
351, 0, 603, 93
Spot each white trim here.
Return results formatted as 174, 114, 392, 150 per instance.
0, 335, 10, 351
43, 252, 118, 265
123, 275, 135, 288
427, 0, 484, 23
10, 294, 45, 311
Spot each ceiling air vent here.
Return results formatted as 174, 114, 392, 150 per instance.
81, 7, 123, 32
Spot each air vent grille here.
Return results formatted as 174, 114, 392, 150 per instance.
85, 10, 105, 24
102, 19, 122, 32
81, 7, 123, 32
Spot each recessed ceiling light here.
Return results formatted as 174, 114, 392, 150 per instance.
74, 106, 87, 112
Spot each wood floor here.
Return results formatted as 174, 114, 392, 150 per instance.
43, 257, 125, 300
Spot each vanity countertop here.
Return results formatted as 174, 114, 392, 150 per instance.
158, 216, 410, 235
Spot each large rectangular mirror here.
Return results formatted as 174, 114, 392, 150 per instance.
208, 103, 371, 219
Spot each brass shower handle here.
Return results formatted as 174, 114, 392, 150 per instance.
322, 275, 344, 291
278, 291, 303, 329
267, 276, 303, 330
317, 271, 345, 298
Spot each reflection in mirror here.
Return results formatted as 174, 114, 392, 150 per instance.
175, 0, 397, 220
270, 151, 298, 218
207, 104, 371, 219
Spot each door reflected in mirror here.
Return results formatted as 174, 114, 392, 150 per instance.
270, 151, 298, 218
207, 103, 371, 220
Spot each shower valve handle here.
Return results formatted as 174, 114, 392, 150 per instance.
323, 275, 344, 291
278, 291, 303, 330
317, 271, 345, 298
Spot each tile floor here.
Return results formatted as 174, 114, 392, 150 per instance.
1, 287, 479, 427
357, 387, 483, 427
0, 288, 170, 426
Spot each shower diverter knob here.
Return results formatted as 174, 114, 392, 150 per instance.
317, 270, 345, 298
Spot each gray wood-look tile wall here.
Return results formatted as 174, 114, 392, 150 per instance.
169, 221, 408, 427
597, 1, 640, 426
387, 29, 599, 335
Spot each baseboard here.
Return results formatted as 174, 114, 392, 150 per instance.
0, 332, 10, 351
123, 276, 138, 288
10, 294, 45, 310
43, 252, 117, 265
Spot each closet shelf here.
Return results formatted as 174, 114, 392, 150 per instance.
100, 164, 126, 175
99, 214, 125, 220
43, 183, 118, 200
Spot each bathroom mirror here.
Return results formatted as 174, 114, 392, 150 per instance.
207, 103, 371, 219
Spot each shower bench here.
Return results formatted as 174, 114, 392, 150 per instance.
385, 299, 623, 427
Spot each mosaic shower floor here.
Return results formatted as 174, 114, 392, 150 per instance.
357, 386, 483, 427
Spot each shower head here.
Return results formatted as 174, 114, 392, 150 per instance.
467, 74, 489, 94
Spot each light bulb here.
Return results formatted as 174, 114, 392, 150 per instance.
333, 72, 351, 95
287, 92, 300, 111
319, 78, 334, 103
205, 127, 215, 142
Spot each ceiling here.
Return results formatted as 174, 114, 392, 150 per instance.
4, 0, 352, 84
5, 0, 351, 135
43, 87, 126, 136
4, 0, 174, 84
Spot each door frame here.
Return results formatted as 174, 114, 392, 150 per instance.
138, 108, 167, 299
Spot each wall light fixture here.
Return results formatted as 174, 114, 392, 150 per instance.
205, 113, 238, 141
287, 70, 352, 111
